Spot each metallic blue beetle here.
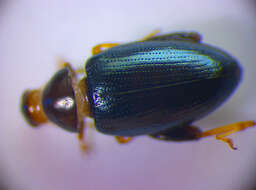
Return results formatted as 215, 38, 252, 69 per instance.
21, 31, 255, 150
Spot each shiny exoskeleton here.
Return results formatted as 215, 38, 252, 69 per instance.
21, 31, 256, 150
86, 40, 240, 136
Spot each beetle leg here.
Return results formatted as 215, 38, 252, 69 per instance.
143, 32, 201, 43
198, 120, 256, 150
77, 124, 88, 152
115, 136, 133, 144
139, 29, 161, 41
77, 122, 94, 153
75, 68, 84, 74
92, 43, 120, 55
91, 31, 201, 56
57, 59, 85, 74
91, 30, 160, 55
57, 60, 74, 71
149, 125, 201, 141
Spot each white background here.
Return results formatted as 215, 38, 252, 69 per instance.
1, 0, 256, 190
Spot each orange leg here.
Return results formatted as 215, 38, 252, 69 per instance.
77, 124, 89, 152
198, 120, 256, 150
115, 136, 133, 144
92, 43, 120, 55
57, 60, 74, 72
57, 59, 85, 74
140, 29, 161, 41
91, 30, 161, 55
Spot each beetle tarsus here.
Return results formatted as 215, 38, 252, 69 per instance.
215, 135, 237, 150
140, 29, 161, 41
79, 140, 88, 152
198, 120, 256, 150
77, 124, 88, 152
92, 43, 120, 55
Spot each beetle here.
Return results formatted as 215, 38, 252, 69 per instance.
21, 31, 255, 150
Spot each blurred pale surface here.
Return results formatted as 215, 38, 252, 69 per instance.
0, 0, 256, 190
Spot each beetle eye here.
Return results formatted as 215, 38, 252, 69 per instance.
42, 67, 78, 132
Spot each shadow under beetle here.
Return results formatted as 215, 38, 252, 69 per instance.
21, 31, 256, 151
